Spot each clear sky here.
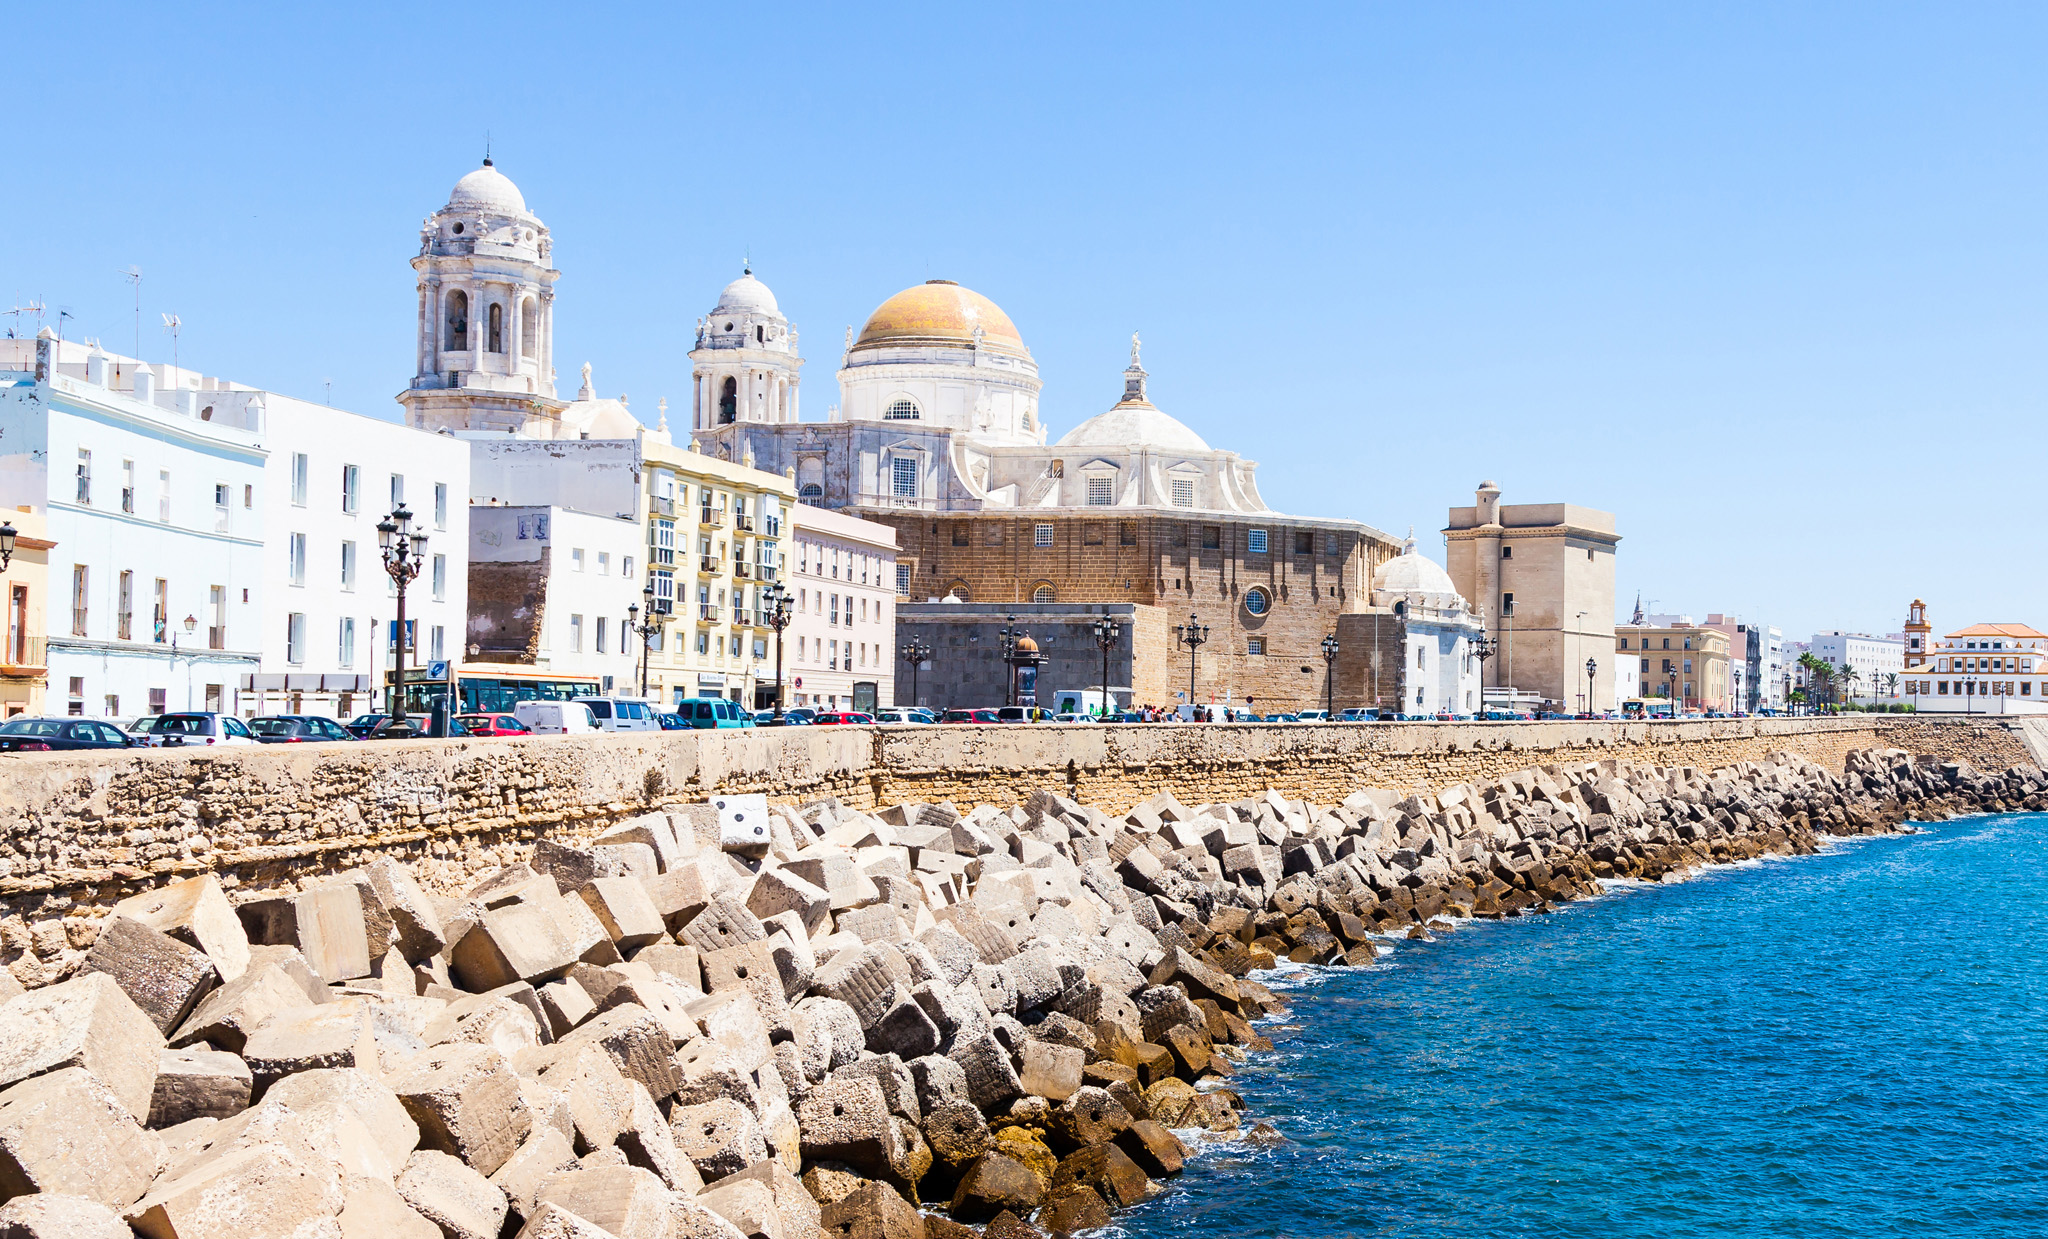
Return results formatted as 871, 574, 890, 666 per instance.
7, 3, 2041, 641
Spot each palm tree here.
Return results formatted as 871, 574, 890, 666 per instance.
1881, 671, 1900, 709
1838, 665, 1862, 711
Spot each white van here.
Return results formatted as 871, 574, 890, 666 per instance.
513, 700, 600, 735
573, 696, 662, 733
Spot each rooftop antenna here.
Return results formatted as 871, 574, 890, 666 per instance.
324, 378, 333, 406
118, 266, 142, 361
4, 300, 45, 339
55, 308, 73, 344
161, 313, 181, 379
483, 133, 492, 167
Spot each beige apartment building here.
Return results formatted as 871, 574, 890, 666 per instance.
0, 509, 53, 718
783, 504, 897, 713
1615, 622, 1730, 711
1444, 481, 1620, 712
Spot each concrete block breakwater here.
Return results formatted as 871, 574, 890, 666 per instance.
0, 742, 2033, 1238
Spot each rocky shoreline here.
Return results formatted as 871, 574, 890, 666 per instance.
0, 745, 2033, 1239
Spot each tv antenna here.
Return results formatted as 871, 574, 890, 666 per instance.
324, 378, 333, 406
161, 314, 182, 378
118, 266, 142, 360
3, 300, 45, 339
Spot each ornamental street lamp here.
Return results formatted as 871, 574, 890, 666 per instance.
1092, 614, 1121, 720
997, 614, 1023, 707
762, 581, 793, 720
627, 579, 665, 699
377, 505, 427, 723
0, 520, 15, 571
1586, 657, 1599, 718
900, 636, 932, 711
1320, 632, 1339, 718
1172, 613, 1209, 708
1470, 629, 1498, 711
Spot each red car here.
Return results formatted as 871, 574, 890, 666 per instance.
941, 709, 1001, 724
457, 713, 532, 737
812, 711, 876, 725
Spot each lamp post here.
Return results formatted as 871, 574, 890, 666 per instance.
1092, 614, 1120, 720
762, 581, 793, 721
170, 613, 197, 710
1470, 629, 1497, 712
1172, 613, 1209, 709
627, 579, 663, 700
0, 520, 15, 571
377, 505, 427, 723
997, 614, 1022, 707
1320, 633, 1339, 718
1586, 656, 1598, 718
899, 636, 932, 711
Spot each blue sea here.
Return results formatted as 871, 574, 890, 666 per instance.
1112, 813, 2048, 1239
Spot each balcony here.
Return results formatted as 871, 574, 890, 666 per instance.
698, 556, 720, 576
0, 634, 46, 679
734, 562, 751, 579
756, 564, 779, 583
734, 514, 755, 532
698, 604, 721, 623
650, 495, 676, 518
699, 508, 725, 528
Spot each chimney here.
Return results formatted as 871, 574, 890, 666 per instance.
33, 327, 54, 383
86, 345, 109, 387
133, 364, 156, 404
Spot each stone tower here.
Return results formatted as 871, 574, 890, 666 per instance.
1903, 598, 1931, 667
397, 160, 567, 435
689, 268, 802, 433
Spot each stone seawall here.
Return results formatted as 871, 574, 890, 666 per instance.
0, 717, 2023, 929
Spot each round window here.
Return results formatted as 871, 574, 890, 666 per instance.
1244, 588, 1270, 616
451, 223, 464, 235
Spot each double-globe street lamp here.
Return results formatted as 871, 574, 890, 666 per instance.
626, 579, 667, 699
1320, 633, 1339, 718
376, 505, 427, 724
1092, 614, 1120, 720
1586, 657, 1598, 719
763, 581, 793, 721
1173, 613, 1209, 711
900, 636, 933, 712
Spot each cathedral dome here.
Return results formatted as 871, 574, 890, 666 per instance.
853, 281, 1028, 357
714, 270, 780, 318
1374, 536, 1464, 610
1057, 405, 1210, 453
447, 162, 529, 216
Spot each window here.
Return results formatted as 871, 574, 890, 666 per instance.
208, 586, 225, 649
1501, 592, 1514, 616
1084, 523, 1103, 546
1172, 478, 1194, 508
952, 525, 969, 547
289, 534, 307, 587
341, 541, 356, 591
158, 469, 171, 522
896, 564, 911, 596
244, 484, 253, 509
696, 632, 710, 655
597, 617, 609, 654
75, 449, 91, 506
521, 299, 537, 357
1501, 545, 1513, 559
1248, 637, 1265, 656
1248, 529, 1268, 554
1326, 534, 1340, 557
446, 290, 469, 350
487, 302, 504, 353
339, 617, 355, 668
1244, 587, 1270, 616
390, 474, 404, 510
569, 615, 584, 653
1202, 526, 1221, 550
891, 456, 918, 499
116, 572, 133, 641
1034, 523, 1054, 547
152, 579, 166, 642
596, 551, 610, 576
432, 554, 447, 601
434, 483, 448, 530
70, 566, 88, 637
572, 548, 585, 572
885, 398, 919, 420
286, 613, 306, 666
1120, 522, 1137, 547
1033, 584, 1055, 603
985, 524, 1005, 547
341, 465, 360, 514
623, 555, 635, 579
1086, 476, 1114, 505
214, 483, 230, 532
67, 678, 83, 716
830, 595, 840, 625
121, 460, 135, 514
1294, 531, 1314, 555
800, 483, 823, 500
291, 454, 308, 506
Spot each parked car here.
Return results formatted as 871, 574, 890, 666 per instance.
1339, 708, 1379, 722
0, 718, 139, 752
754, 709, 812, 726
1296, 709, 1332, 722
942, 708, 1001, 724
995, 706, 1054, 723
813, 711, 875, 725
248, 715, 358, 743
875, 708, 936, 724
124, 715, 160, 737
344, 714, 388, 738
147, 712, 259, 747
572, 697, 663, 733
457, 713, 532, 737
514, 700, 600, 735
675, 697, 756, 729
656, 712, 689, 731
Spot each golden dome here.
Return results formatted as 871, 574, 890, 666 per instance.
852, 280, 1029, 357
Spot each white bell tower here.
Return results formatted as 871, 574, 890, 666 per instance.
689, 267, 803, 432
397, 159, 568, 435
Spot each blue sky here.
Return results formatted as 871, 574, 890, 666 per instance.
7, 3, 2042, 640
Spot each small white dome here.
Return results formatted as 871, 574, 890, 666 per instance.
447, 162, 529, 216
714, 270, 780, 318
1057, 405, 1210, 453
1374, 537, 1464, 609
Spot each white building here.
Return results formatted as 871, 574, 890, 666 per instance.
1, 334, 265, 718
1809, 630, 1905, 702
1900, 612, 2048, 714
1369, 536, 1484, 716
468, 505, 645, 692
785, 504, 897, 712
250, 394, 470, 719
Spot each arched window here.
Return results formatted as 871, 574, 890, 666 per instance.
487, 303, 504, 354
885, 398, 920, 420
946, 581, 971, 602
1244, 587, 1270, 616
1032, 584, 1055, 603
799, 483, 823, 500
755, 325, 765, 344
520, 300, 537, 358
445, 290, 469, 352
718, 378, 737, 424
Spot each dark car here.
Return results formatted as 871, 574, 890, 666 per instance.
344, 714, 388, 738
248, 715, 358, 743
657, 712, 688, 731
0, 718, 138, 752
458, 713, 532, 737
364, 715, 473, 739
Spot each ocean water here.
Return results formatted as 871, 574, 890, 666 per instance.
1111, 813, 2048, 1239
